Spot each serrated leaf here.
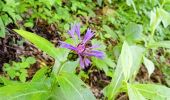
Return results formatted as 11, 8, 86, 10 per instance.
143, 57, 155, 77
25, 57, 36, 64
19, 72, 27, 82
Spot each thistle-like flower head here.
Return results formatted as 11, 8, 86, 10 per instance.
60, 23, 104, 68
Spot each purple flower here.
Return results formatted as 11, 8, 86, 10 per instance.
60, 23, 104, 69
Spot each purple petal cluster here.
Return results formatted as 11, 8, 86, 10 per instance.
60, 23, 104, 69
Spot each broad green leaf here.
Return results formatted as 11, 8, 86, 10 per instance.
53, 72, 96, 100
14, 29, 58, 59
143, 57, 155, 77
148, 41, 170, 49
59, 60, 79, 73
31, 67, 48, 82
133, 84, 170, 100
0, 82, 49, 100
14, 29, 69, 62
125, 22, 143, 43
127, 84, 146, 100
103, 25, 117, 40
150, 8, 162, 34
120, 42, 133, 80
103, 44, 144, 99
159, 8, 170, 28
55, 48, 69, 62
103, 42, 131, 99
129, 46, 145, 78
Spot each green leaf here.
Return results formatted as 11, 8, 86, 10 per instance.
120, 42, 133, 80
150, 8, 162, 34
92, 56, 115, 76
24, 22, 34, 28
97, 0, 102, 6
126, 0, 137, 13
0, 17, 5, 38
143, 57, 155, 77
0, 82, 49, 100
103, 43, 145, 99
129, 46, 145, 78
159, 8, 170, 28
0, 76, 19, 85
125, 22, 143, 43
133, 84, 170, 100
53, 72, 96, 100
148, 41, 170, 49
14, 29, 59, 59
59, 60, 79, 73
103, 25, 117, 40
7, 68, 16, 79
127, 84, 146, 100
25, 57, 36, 64
19, 72, 27, 82
31, 67, 48, 82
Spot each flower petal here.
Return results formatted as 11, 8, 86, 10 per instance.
59, 41, 76, 51
75, 24, 81, 39
82, 28, 94, 43
79, 55, 85, 69
68, 24, 76, 39
84, 58, 91, 67
84, 50, 104, 59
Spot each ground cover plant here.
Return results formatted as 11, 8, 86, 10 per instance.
0, 0, 170, 100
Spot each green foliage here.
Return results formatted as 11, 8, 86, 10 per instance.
103, 25, 118, 40
31, 67, 48, 82
143, 57, 155, 77
1, 0, 170, 100
103, 42, 145, 99
0, 0, 21, 37
0, 82, 50, 100
3, 57, 36, 82
125, 22, 143, 43
14, 29, 60, 59
53, 72, 96, 100
129, 84, 170, 100
14, 29, 96, 99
